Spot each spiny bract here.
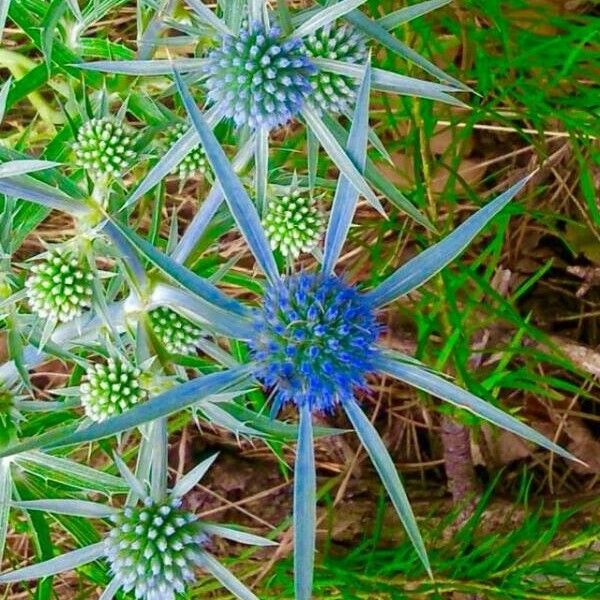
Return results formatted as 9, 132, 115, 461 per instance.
263, 188, 324, 258
165, 121, 209, 180
149, 306, 202, 355
249, 273, 381, 413
25, 248, 94, 323
80, 358, 147, 422
105, 497, 206, 600
205, 22, 316, 130
73, 117, 136, 178
304, 23, 368, 114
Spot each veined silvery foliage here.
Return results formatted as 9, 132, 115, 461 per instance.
0, 454, 275, 600
0, 65, 581, 600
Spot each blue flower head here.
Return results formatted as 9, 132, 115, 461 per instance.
204, 22, 317, 130
249, 273, 382, 413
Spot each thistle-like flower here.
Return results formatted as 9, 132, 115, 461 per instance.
25, 248, 94, 323
80, 358, 147, 422
304, 24, 368, 114
165, 121, 209, 180
149, 306, 202, 355
250, 273, 381, 413
263, 188, 324, 258
0, 454, 276, 599
105, 496, 206, 600
205, 22, 316, 129
73, 117, 136, 178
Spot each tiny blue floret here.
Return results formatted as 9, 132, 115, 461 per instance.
250, 273, 381, 413
204, 23, 317, 130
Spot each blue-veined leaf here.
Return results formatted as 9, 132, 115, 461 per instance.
152, 283, 253, 340
0, 177, 88, 215
379, 0, 452, 29
105, 218, 248, 317
202, 523, 277, 546
0, 77, 11, 122
301, 103, 384, 214
198, 550, 259, 600
171, 453, 218, 498
294, 402, 316, 600
0, 541, 105, 582
172, 135, 255, 263
98, 578, 121, 600
322, 61, 371, 274
100, 219, 147, 287
76, 58, 207, 75
113, 453, 147, 498
42, 367, 251, 450
366, 175, 533, 307
174, 70, 279, 283
185, 0, 231, 34
0, 160, 62, 178
293, 0, 367, 38
0, 459, 10, 562
127, 104, 222, 208
15, 451, 129, 495
149, 418, 168, 502
312, 57, 463, 106
377, 355, 582, 464
342, 395, 431, 575
200, 401, 263, 436
340, 7, 470, 91
12, 499, 118, 518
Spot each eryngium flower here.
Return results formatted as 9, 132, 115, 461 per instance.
25, 248, 94, 323
205, 23, 316, 130
263, 188, 324, 258
149, 306, 202, 355
165, 121, 209, 180
304, 24, 368, 114
249, 273, 381, 413
105, 497, 206, 600
73, 117, 136, 178
80, 358, 147, 422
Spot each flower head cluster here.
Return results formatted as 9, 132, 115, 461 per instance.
80, 358, 147, 422
165, 122, 209, 180
205, 23, 316, 130
249, 273, 381, 413
149, 307, 202, 355
25, 248, 94, 323
304, 24, 368, 114
73, 117, 136, 178
105, 496, 206, 600
263, 188, 324, 258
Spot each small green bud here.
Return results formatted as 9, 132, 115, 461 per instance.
263, 188, 324, 258
165, 122, 209, 180
80, 358, 147, 422
73, 117, 136, 178
25, 248, 94, 323
105, 497, 206, 600
149, 307, 202, 355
